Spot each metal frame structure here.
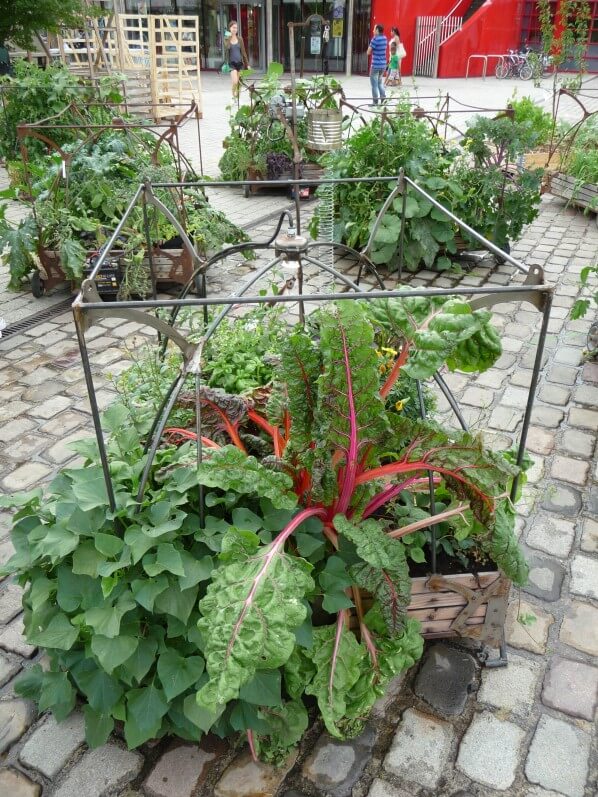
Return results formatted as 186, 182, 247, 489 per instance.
70, 172, 553, 665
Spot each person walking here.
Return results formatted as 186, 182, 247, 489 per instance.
385, 41, 400, 86
223, 20, 249, 99
367, 24, 387, 105
389, 26, 405, 83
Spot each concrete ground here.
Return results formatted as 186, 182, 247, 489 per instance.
0, 73, 596, 797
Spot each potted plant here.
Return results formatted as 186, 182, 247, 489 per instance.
1, 294, 528, 762
548, 117, 598, 221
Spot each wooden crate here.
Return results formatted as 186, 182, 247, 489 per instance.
406, 571, 510, 648
549, 172, 598, 214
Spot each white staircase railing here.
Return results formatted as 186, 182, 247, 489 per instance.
413, 2, 464, 78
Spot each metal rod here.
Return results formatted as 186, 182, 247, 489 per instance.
195, 372, 205, 530
417, 380, 437, 573
73, 311, 117, 513
75, 284, 553, 312
433, 372, 469, 431
398, 179, 408, 283
510, 291, 554, 502
142, 191, 158, 301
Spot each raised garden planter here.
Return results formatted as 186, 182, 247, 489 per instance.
548, 172, 598, 221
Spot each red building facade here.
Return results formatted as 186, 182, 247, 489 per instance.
366, 0, 598, 76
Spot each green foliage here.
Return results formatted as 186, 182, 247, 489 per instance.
571, 264, 598, 323
509, 96, 554, 147
1, 295, 526, 762
219, 67, 342, 181
564, 117, 598, 187
0, 0, 88, 49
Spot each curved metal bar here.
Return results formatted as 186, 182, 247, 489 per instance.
136, 372, 187, 505
362, 178, 403, 261
305, 241, 385, 289
84, 307, 195, 358
143, 183, 203, 273
142, 373, 182, 457
300, 255, 365, 293
203, 254, 286, 344
433, 372, 469, 432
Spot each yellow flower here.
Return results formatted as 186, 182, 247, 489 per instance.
381, 346, 398, 356
395, 399, 406, 411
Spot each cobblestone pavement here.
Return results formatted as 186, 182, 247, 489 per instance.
0, 75, 597, 797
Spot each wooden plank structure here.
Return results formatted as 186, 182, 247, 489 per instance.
549, 172, 598, 216
54, 12, 202, 121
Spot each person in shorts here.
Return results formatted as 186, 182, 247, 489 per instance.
385, 41, 400, 86
223, 21, 249, 98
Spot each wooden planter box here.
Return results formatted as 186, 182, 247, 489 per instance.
548, 172, 598, 217
34, 246, 195, 296
406, 571, 510, 648
244, 162, 324, 197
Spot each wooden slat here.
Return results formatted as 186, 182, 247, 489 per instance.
410, 572, 500, 594
419, 616, 484, 634
407, 604, 486, 622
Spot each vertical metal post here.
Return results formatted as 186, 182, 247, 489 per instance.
397, 169, 407, 285
142, 187, 158, 301
195, 372, 205, 530
510, 291, 553, 502
288, 23, 301, 234
345, 0, 354, 77
74, 311, 117, 513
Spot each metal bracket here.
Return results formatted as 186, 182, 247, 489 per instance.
477, 640, 509, 668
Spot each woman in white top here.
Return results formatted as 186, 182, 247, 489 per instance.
390, 26, 405, 84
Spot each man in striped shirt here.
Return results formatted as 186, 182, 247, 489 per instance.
367, 24, 388, 105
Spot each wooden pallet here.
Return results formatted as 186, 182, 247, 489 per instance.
549, 172, 598, 214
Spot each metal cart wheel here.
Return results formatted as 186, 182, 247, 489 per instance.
31, 270, 45, 298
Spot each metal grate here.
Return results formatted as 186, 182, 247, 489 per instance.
0, 297, 74, 342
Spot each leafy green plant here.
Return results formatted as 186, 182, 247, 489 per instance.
310, 108, 461, 272
509, 96, 554, 147
571, 264, 598, 325
2, 295, 527, 762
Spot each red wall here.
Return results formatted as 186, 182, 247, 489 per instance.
370, 0, 523, 77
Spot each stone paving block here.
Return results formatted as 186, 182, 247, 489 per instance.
0, 400, 32, 424
525, 714, 590, 797
489, 405, 521, 432
45, 432, 94, 465
582, 361, 598, 383
524, 553, 565, 601
537, 384, 571, 405
39, 410, 87, 437
546, 364, 577, 385
383, 709, 453, 790
561, 429, 595, 458
572, 384, 598, 406
540, 483, 582, 516
22, 381, 66, 403
0, 418, 37, 444
19, 712, 86, 778
0, 538, 15, 568
370, 673, 406, 720
525, 515, 575, 558
530, 405, 564, 429
0, 652, 20, 686
553, 346, 583, 367
4, 432, 50, 461
570, 554, 598, 599
0, 616, 37, 658
456, 711, 524, 791
368, 780, 414, 797
478, 653, 542, 715
542, 655, 598, 720
550, 456, 590, 486
414, 643, 476, 716
501, 385, 530, 409
505, 599, 553, 654
53, 743, 143, 797
509, 369, 533, 388
27, 395, 72, 420
0, 699, 37, 753
560, 601, 598, 656
580, 517, 598, 553
568, 407, 598, 430
474, 369, 507, 389
2, 462, 52, 492
143, 737, 227, 797
0, 582, 23, 624
302, 725, 377, 797
461, 387, 494, 408
0, 768, 41, 797
214, 750, 296, 797
524, 787, 566, 797
525, 427, 555, 455
19, 366, 59, 386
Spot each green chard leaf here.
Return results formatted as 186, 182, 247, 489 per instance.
196, 539, 313, 713
334, 515, 411, 635
305, 623, 367, 739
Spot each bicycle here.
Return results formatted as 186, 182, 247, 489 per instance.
495, 48, 533, 80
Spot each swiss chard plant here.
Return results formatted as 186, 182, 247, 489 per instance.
1, 295, 528, 762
